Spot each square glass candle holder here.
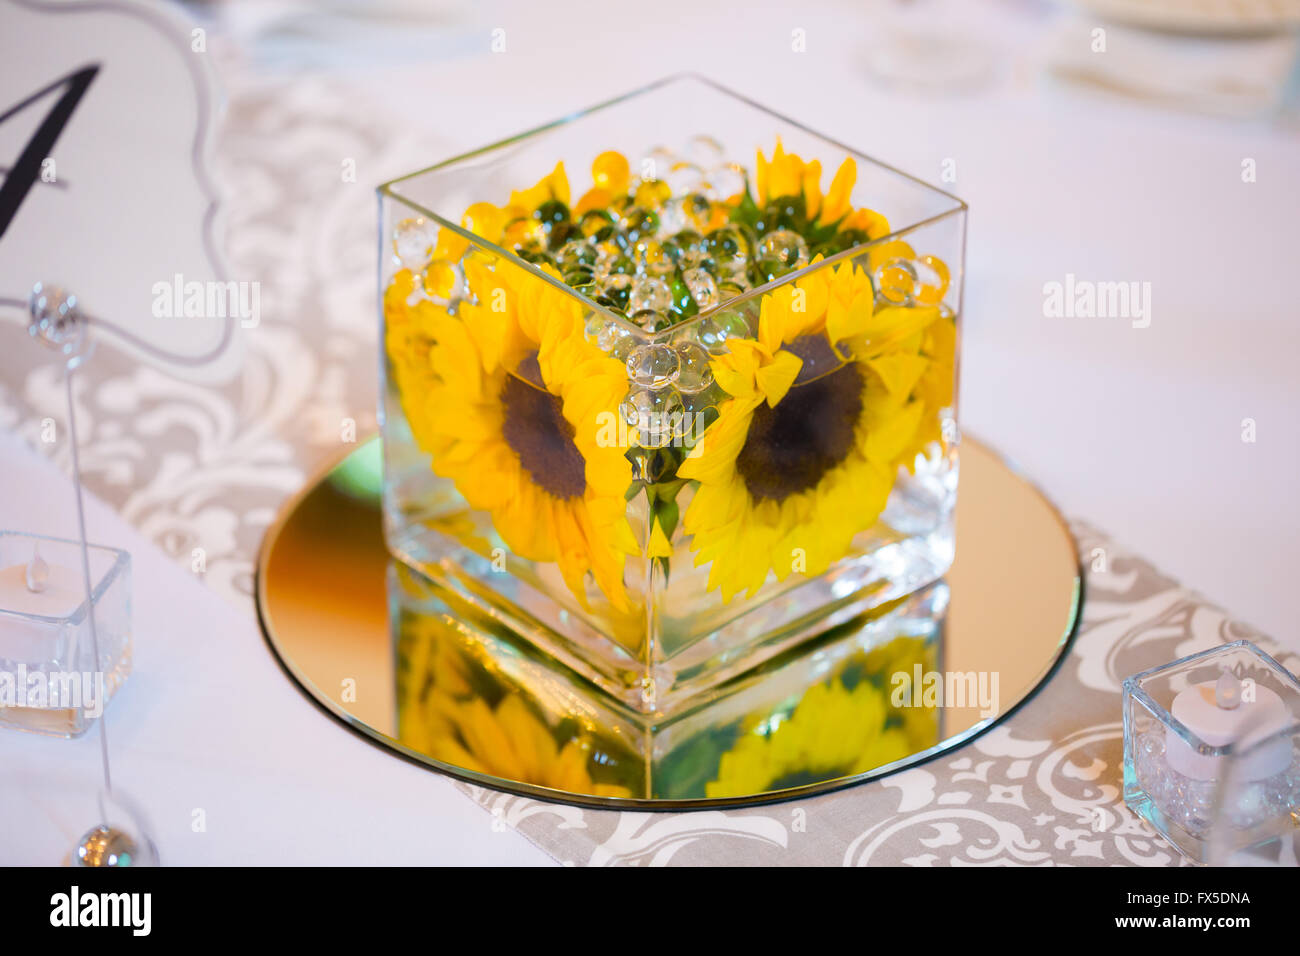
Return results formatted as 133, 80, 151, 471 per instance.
378, 75, 964, 714
1123, 641, 1300, 864
0, 532, 132, 737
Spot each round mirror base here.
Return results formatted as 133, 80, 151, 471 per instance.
256, 437, 1081, 810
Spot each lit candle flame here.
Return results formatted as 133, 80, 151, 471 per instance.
25, 547, 49, 593
1214, 671, 1242, 710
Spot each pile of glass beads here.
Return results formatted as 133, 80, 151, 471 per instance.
500, 140, 845, 335
390, 139, 895, 456
1132, 729, 1300, 836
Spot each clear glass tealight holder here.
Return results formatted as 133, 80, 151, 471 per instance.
0, 531, 132, 737
1123, 640, 1300, 864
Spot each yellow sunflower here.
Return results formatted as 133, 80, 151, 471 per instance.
384, 267, 442, 444
415, 692, 634, 797
756, 138, 856, 228
677, 259, 952, 601
385, 163, 575, 425
754, 140, 918, 274
414, 256, 638, 611
398, 611, 633, 797
426, 161, 571, 277
706, 679, 911, 798
862, 635, 941, 752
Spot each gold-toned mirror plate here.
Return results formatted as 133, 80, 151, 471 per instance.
257, 438, 1080, 809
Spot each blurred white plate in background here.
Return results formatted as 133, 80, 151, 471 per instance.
1069, 0, 1300, 35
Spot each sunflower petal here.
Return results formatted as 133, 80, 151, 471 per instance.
647, 520, 673, 558
867, 352, 931, 399
820, 157, 857, 225
755, 349, 803, 407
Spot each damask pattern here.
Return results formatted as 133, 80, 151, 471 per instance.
1, 67, 1292, 866
1, 64, 427, 602
452, 522, 1295, 866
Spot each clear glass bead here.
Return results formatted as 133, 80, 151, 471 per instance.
679, 248, 716, 275
674, 342, 714, 393
718, 276, 750, 302
601, 272, 634, 292
503, 216, 546, 250
1139, 733, 1165, 757
706, 161, 746, 200
685, 134, 725, 166
633, 237, 675, 277
627, 343, 680, 389
618, 395, 641, 426
876, 256, 919, 305
596, 320, 636, 360
685, 317, 726, 354
753, 228, 810, 281
595, 242, 636, 280
665, 160, 705, 196
628, 276, 672, 314
557, 238, 597, 274
683, 267, 719, 311
631, 309, 672, 332
393, 217, 435, 271
720, 307, 753, 340
643, 145, 678, 169
598, 272, 634, 312
579, 209, 616, 241
618, 206, 660, 242
655, 198, 688, 237
593, 237, 623, 265
678, 194, 713, 232
705, 224, 752, 278
630, 387, 685, 448
683, 306, 751, 355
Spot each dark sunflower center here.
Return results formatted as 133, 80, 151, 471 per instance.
787, 333, 845, 384
500, 352, 587, 500
735, 336, 863, 503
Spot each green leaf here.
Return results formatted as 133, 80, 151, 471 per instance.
655, 720, 743, 800
730, 186, 761, 231
656, 497, 679, 540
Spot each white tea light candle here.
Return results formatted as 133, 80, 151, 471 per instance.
0, 551, 87, 664
0, 531, 132, 737
1165, 675, 1291, 781
0, 553, 84, 618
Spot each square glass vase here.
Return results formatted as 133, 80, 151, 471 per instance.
0, 532, 132, 737
392, 559, 947, 801
1123, 641, 1300, 864
378, 75, 964, 714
